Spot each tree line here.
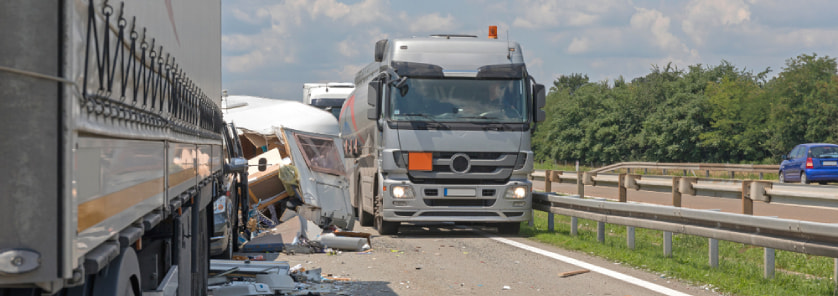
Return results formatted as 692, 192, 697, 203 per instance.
532, 53, 838, 165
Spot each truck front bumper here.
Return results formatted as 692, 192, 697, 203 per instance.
380, 180, 532, 223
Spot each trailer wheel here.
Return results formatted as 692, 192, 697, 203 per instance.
92, 247, 141, 296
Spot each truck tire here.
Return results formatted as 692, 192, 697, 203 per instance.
374, 194, 399, 235
219, 223, 234, 260
92, 247, 141, 296
496, 222, 521, 235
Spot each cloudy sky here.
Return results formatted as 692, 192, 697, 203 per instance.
222, 0, 838, 101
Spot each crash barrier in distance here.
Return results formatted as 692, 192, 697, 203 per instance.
590, 161, 779, 179
530, 168, 838, 290
531, 168, 838, 211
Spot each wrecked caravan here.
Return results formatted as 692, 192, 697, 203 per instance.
223, 96, 354, 230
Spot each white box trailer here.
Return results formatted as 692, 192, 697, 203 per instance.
0, 1, 229, 295
303, 82, 354, 119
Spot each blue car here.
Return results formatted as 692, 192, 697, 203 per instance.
779, 143, 838, 184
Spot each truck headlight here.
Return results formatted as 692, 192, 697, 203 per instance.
391, 185, 414, 199
213, 195, 227, 214
504, 186, 528, 199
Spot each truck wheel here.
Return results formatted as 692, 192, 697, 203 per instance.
92, 247, 141, 296
496, 222, 521, 235
219, 223, 234, 260
374, 194, 399, 235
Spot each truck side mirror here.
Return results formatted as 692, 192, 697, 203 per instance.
225, 157, 248, 174
367, 79, 381, 120
374, 39, 387, 62
533, 83, 546, 122
258, 158, 267, 172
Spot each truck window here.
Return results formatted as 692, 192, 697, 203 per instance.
389, 78, 527, 123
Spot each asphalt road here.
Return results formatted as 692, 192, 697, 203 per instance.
274, 222, 722, 296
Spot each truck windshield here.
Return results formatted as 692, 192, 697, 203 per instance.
388, 78, 527, 123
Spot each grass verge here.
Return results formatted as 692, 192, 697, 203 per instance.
521, 210, 836, 296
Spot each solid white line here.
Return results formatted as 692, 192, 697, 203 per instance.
491, 236, 693, 296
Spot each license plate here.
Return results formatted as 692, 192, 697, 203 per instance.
823, 161, 837, 166
444, 188, 475, 197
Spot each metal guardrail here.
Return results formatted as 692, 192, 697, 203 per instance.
530, 166, 838, 289
592, 161, 779, 175
532, 169, 838, 211
532, 192, 838, 257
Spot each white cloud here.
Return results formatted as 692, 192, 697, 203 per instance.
682, 0, 752, 46
567, 37, 590, 54
337, 39, 359, 58
511, 0, 628, 28
630, 8, 686, 54
772, 28, 838, 49
407, 13, 457, 33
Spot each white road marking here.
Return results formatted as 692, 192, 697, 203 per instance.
491, 236, 693, 296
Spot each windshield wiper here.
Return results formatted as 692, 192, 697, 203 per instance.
458, 115, 498, 120
400, 113, 450, 129
401, 113, 438, 121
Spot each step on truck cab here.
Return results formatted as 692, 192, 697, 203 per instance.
339, 28, 546, 235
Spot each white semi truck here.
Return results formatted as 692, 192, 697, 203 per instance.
0, 1, 234, 295
339, 30, 546, 235
303, 82, 355, 119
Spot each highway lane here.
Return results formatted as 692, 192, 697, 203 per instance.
279, 221, 721, 296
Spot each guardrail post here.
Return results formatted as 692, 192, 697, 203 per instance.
570, 217, 578, 236
710, 238, 719, 268
759, 172, 764, 180
672, 177, 682, 207
664, 231, 672, 257
597, 221, 605, 243
545, 170, 553, 230
618, 173, 627, 203
833, 258, 837, 295
577, 171, 585, 198
547, 211, 554, 231
764, 248, 775, 278
545, 170, 553, 192
705, 170, 710, 178
627, 226, 635, 250
742, 180, 753, 215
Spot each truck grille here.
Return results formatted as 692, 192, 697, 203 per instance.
408, 152, 520, 184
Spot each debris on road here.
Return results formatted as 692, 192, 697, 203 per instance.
558, 269, 591, 278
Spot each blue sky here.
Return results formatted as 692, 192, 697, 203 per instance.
222, 0, 838, 101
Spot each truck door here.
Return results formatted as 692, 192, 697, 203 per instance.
281, 128, 355, 230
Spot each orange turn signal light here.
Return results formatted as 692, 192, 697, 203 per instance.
488, 26, 498, 39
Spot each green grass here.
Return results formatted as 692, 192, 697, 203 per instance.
521, 211, 836, 296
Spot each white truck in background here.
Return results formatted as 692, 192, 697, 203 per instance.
0, 1, 234, 295
339, 29, 546, 235
303, 82, 355, 119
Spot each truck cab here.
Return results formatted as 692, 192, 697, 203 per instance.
340, 32, 545, 235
